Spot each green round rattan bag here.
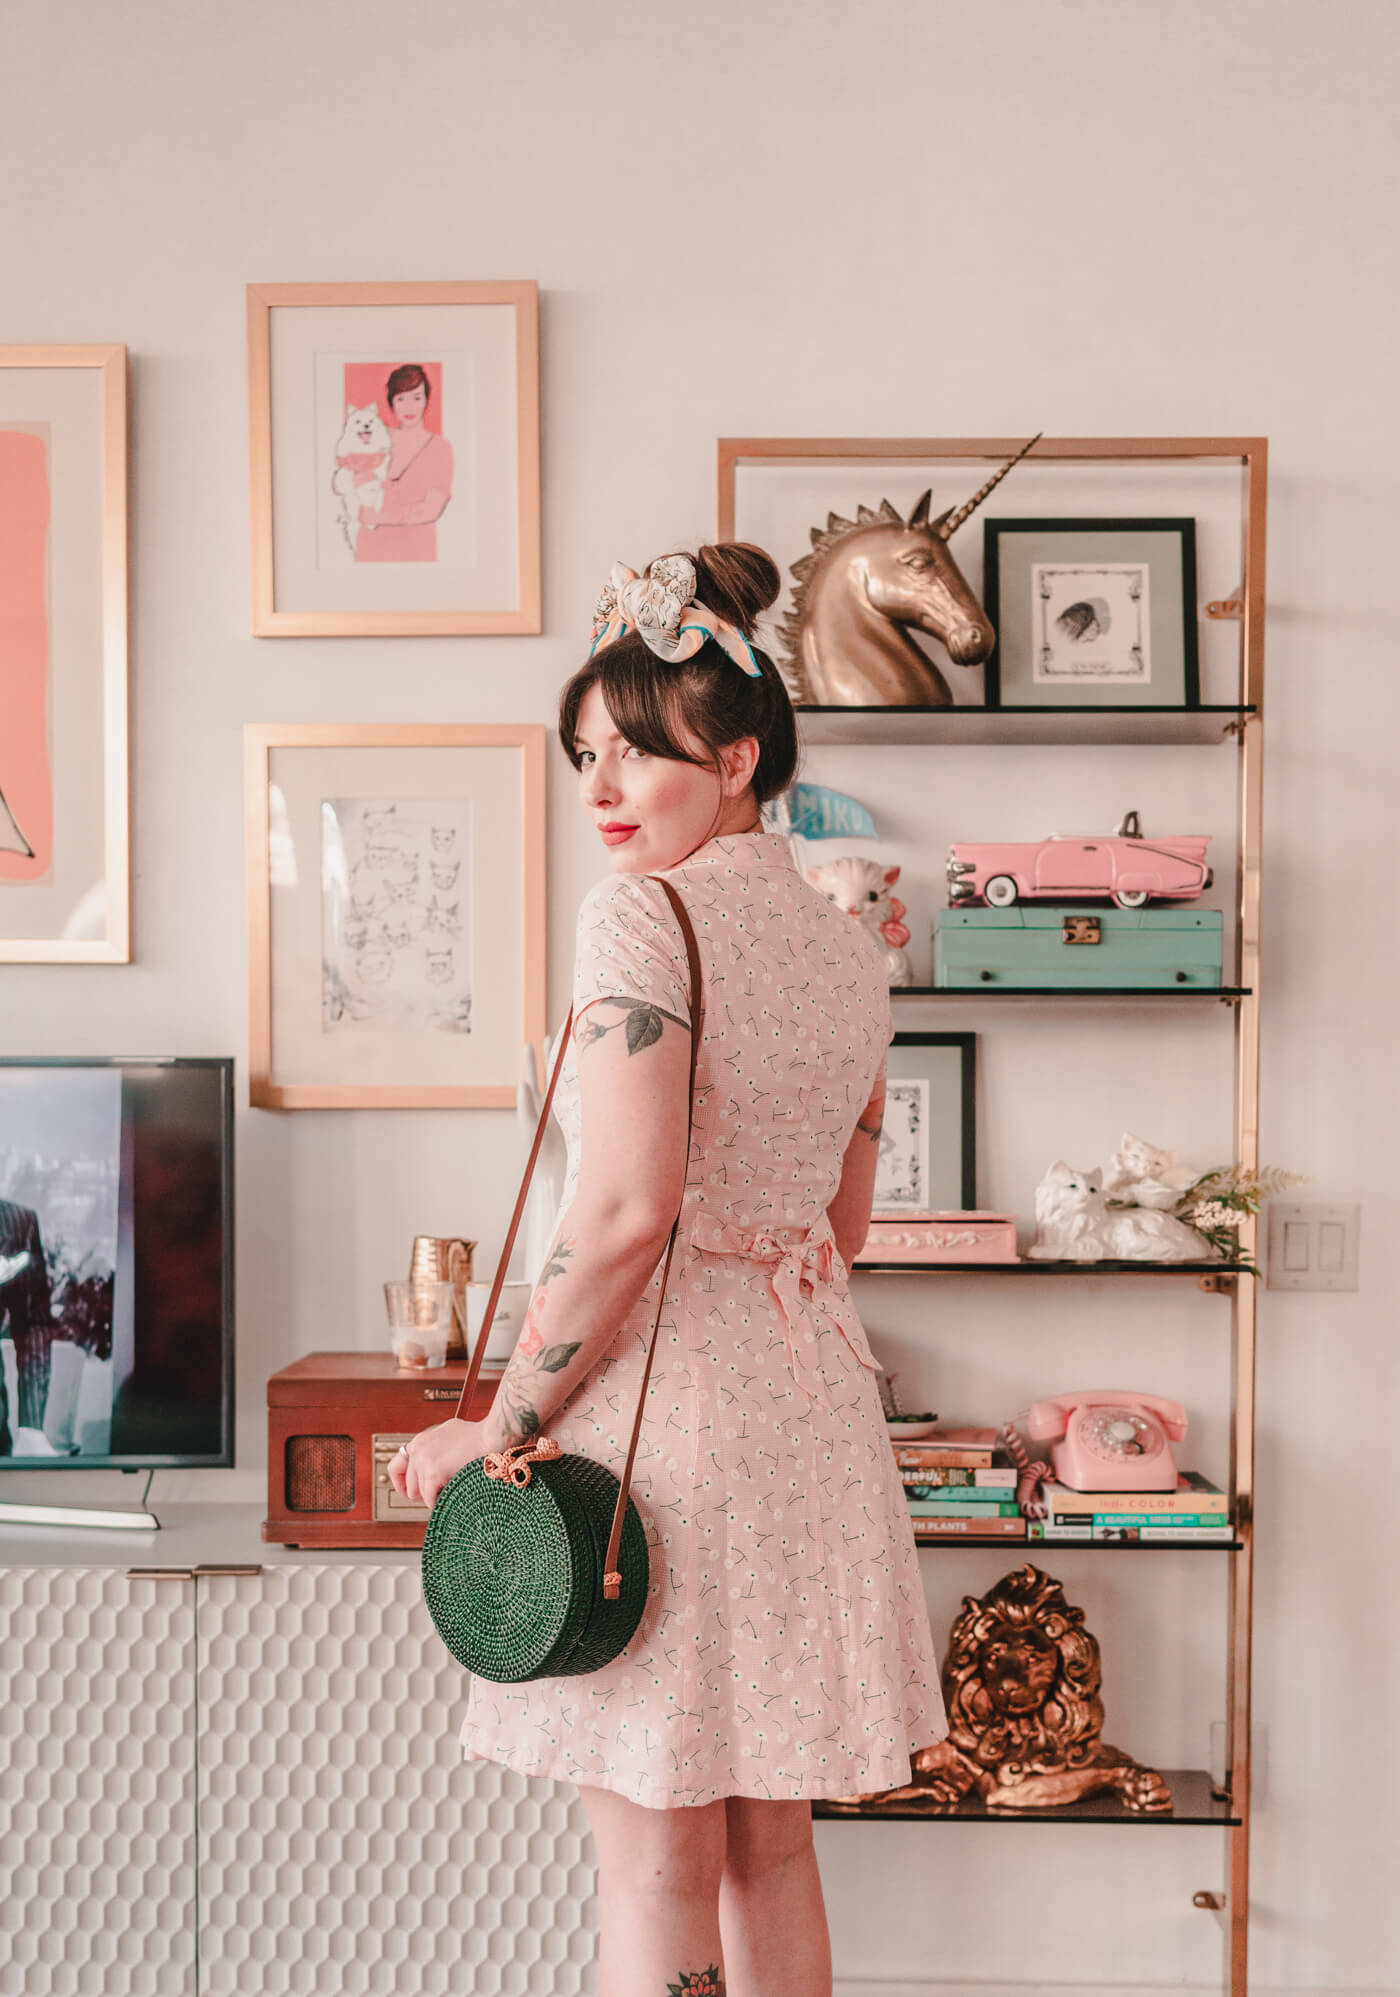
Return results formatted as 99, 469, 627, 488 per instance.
419, 875, 702, 1687
422, 1448, 650, 1681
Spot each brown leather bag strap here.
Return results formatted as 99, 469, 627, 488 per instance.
455, 876, 705, 1604
452, 997, 579, 1421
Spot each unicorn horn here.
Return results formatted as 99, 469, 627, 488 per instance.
933, 433, 1043, 542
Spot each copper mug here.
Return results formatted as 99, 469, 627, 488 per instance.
408, 1236, 476, 1358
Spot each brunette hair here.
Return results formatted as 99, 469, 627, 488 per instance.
385, 363, 431, 410
558, 543, 798, 806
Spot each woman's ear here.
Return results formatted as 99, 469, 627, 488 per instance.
720, 735, 760, 795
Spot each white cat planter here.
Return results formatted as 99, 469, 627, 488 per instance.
1103, 1132, 1199, 1211
806, 856, 912, 987
1028, 1160, 1212, 1263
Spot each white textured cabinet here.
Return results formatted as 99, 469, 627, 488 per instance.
0, 1565, 198, 1997
0, 1510, 600, 1996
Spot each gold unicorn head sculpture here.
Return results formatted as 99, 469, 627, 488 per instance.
779, 435, 1041, 706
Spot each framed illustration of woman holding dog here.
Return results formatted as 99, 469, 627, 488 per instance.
247, 281, 540, 636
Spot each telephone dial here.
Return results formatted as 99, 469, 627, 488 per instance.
1025, 1390, 1187, 1492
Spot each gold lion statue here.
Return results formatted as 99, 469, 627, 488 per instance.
829, 1563, 1172, 1814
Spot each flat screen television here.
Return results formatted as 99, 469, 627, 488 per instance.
0, 1057, 233, 1468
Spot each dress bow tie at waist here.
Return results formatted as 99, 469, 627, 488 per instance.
689, 1214, 879, 1403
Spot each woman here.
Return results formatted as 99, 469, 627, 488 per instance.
390, 543, 947, 1997
355, 362, 454, 562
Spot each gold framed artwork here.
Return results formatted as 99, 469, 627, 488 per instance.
0, 344, 129, 963
247, 281, 541, 637
245, 724, 546, 1109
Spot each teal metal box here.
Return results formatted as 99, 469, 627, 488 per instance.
934, 906, 1224, 989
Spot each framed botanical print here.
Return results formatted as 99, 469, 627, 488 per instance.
0, 345, 129, 963
873, 1033, 977, 1214
247, 281, 541, 636
983, 518, 1200, 709
246, 724, 546, 1108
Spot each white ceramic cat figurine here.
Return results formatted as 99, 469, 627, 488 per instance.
806, 856, 912, 986
1029, 1160, 1212, 1262
1104, 1132, 1199, 1211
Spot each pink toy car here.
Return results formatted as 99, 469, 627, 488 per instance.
946, 811, 1212, 910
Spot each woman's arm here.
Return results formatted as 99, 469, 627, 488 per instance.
825, 1065, 886, 1270
480, 993, 693, 1449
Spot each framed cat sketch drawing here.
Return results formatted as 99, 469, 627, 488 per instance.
245, 724, 546, 1108
0, 345, 129, 963
248, 282, 541, 636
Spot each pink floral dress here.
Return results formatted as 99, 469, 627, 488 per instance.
458, 829, 948, 1807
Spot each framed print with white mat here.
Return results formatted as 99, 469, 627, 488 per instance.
248, 281, 540, 636
0, 344, 128, 963
246, 724, 546, 1108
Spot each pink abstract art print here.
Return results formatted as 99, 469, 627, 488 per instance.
0, 427, 52, 880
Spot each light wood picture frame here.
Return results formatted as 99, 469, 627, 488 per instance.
246, 724, 546, 1108
0, 344, 129, 963
248, 281, 541, 637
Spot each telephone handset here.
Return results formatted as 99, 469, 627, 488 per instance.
1025, 1390, 1188, 1492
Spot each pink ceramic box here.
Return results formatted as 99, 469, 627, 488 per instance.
859, 1212, 1020, 1263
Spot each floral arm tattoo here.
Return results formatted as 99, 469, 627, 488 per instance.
494, 1235, 582, 1441
490, 992, 686, 1443
855, 1088, 885, 1142
576, 993, 688, 1056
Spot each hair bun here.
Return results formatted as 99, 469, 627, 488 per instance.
694, 542, 781, 634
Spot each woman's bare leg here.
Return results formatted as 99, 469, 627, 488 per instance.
579, 1783, 729, 1996
718, 1797, 831, 1997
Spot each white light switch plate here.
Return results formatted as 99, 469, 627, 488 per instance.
1266, 1202, 1360, 1291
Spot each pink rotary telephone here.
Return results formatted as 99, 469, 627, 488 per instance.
1025, 1391, 1187, 1492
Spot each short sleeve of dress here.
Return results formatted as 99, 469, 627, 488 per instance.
572, 873, 692, 1027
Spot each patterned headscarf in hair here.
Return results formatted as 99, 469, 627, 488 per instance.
589, 555, 762, 677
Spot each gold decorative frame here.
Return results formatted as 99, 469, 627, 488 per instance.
245, 723, 547, 1108
0, 344, 129, 963
247, 281, 541, 636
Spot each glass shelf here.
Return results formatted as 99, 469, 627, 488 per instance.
851, 1260, 1251, 1278
914, 1535, 1242, 1552
812, 1767, 1238, 1825
796, 705, 1254, 747
893, 985, 1251, 1000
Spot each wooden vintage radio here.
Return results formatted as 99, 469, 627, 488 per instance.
264, 1351, 501, 1548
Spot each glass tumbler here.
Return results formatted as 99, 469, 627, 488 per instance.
384, 1279, 456, 1370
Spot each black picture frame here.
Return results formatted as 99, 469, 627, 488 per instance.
983, 517, 1200, 711
877, 1031, 977, 1213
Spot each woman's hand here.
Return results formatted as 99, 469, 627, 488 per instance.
388, 1417, 498, 1509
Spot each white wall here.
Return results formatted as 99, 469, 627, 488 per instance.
0, 1, 1396, 1989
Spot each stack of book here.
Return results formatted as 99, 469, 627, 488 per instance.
892, 1427, 1026, 1540
1026, 1472, 1231, 1541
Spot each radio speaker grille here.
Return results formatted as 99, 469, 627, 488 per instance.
286, 1434, 356, 1511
